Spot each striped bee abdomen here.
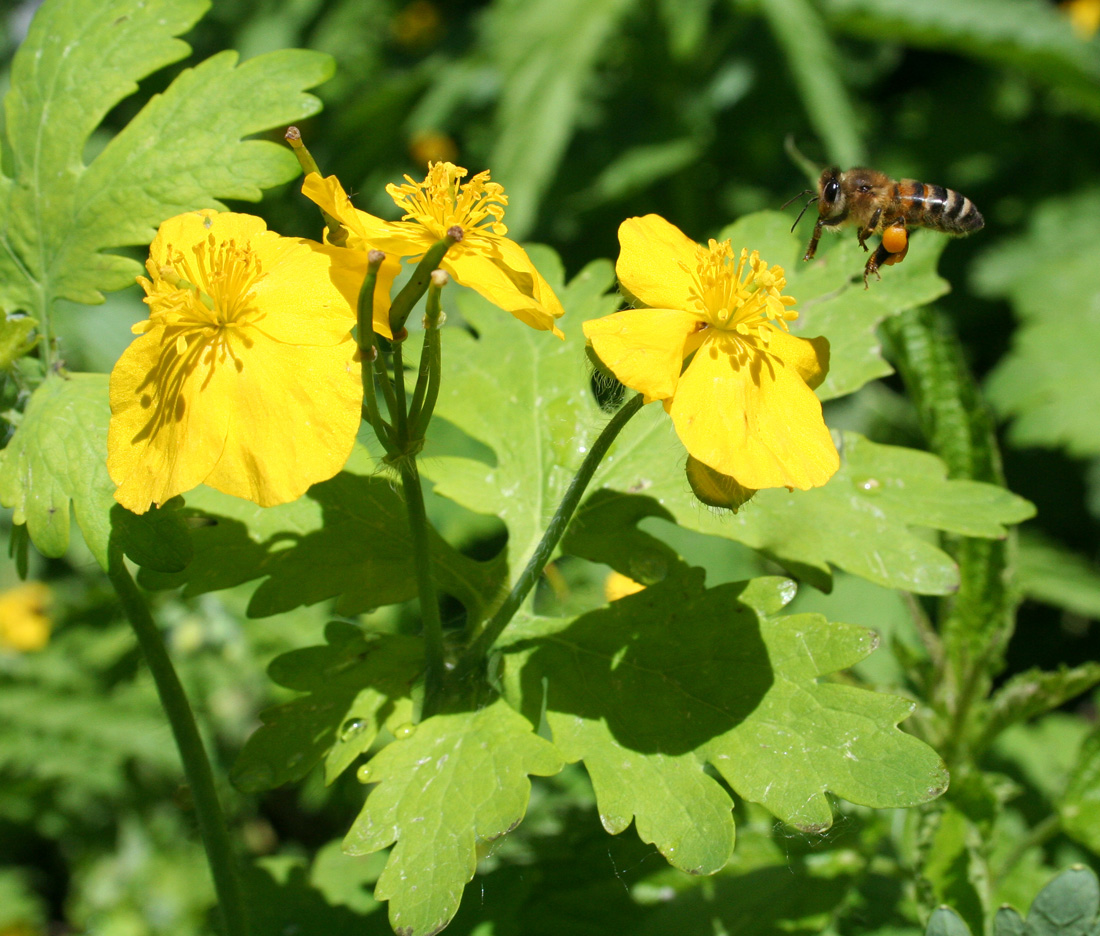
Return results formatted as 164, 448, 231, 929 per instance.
896, 179, 984, 234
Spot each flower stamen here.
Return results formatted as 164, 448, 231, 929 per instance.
386, 162, 509, 241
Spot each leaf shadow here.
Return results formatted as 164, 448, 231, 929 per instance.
510, 574, 774, 756
138, 470, 507, 623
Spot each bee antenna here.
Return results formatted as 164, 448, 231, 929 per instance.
788, 195, 819, 232
780, 188, 813, 210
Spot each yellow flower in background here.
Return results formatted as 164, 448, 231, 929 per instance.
303, 163, 565, 337
1062, 0, 1100, 37
0, 581, 51, 652
584, 214, 839, 493
108, 211, 363, 515
408, 130, 458, 167
605, 571, 645, 602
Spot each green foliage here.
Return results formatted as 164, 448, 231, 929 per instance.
757, 0, 864, 168
597, 416, 1032, 594
930, 866, 1100, 936
1062, 731, 1100, 856
0, 315, 36, 369
0, 0, 332, 321
473, 0, 637, 239
2, 0, 1098, 934
1017, 532, 1100, 620
501, 573, 945, 864
345, 698, 564, 936
232, 622, 421, 791
421, 252, 620, 576
0, 372, 114, 567
110, 499, 194, 573
976, 189, 1100, 457
822, 0, 1100, 115
138, 451, 507, 621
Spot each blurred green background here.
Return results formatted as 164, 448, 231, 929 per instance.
4, 0, 1100, 933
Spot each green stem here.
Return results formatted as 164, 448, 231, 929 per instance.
107, 545, 248, 936
285, 126, 346, 246
357, 254, 399, 456
392, 343, 409, 442
882, 306, 1018, 764
373, 343, 400, 426
408, 277, 445, 435
388, 232, 459, 338
456, 393, 645, 675
411, 328, 442, 440
399, 459, 447, 715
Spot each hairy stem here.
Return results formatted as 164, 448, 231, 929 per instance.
882, 306, 1017, 764
107, 545, 248, 936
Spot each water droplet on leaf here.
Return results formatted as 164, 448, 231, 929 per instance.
394, 722, 416, 740
339, 718, 367, 742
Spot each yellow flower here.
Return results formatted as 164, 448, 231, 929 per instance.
584, 214, 839, 492
108, 211, 363, 515
605, 571, 645, 602
0, 581, 51, 652
303, 163, 565, 337
1062, 0, 1100, 37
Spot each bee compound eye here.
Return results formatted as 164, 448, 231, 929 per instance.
824, 179, 840, 201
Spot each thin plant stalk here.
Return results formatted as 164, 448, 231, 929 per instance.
399, 458, 447, 714
107, 544, 249, 936
456, 392, 645, 676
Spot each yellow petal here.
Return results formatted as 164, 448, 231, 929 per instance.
108, 324, 361, 513
582, 308, 698, 401
108, 324, 232, 513
303, 173, 433, 259
201, 333, 361, 505
444, 249, 564, 337
615, 215, 700, 311
669, 331, 839, 490
484, 235, 566, 321
767, 329, 831, 390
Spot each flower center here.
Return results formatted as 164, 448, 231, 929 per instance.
386, 162, 508, 240
134, 233, 268, 405
684, 241, 798, 340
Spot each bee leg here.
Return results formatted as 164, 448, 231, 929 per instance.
857, 208, 883, 252
863, 243, 892, 288
803, 218, 825, 261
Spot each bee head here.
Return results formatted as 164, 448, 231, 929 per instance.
816, 167, 845, 219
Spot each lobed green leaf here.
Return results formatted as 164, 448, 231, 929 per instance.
0, 373, 114, 568
231, 622, 422, 792
500, 572, 946, 869
595, 418, 1034, 594
0, 0, 332, 316
346, 697, 564, 936
138, 452, 507, 623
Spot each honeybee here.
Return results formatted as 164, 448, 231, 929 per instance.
788, 167, 984, 286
